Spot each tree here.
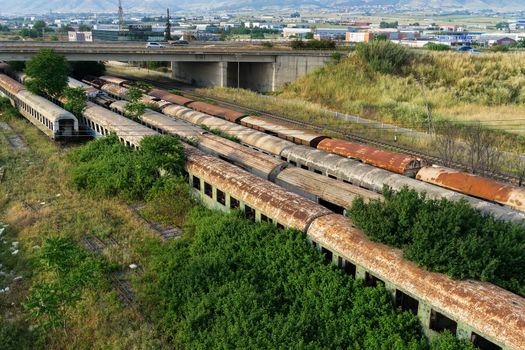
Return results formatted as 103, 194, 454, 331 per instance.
32, 20, 47, 33
62, 87, 87, 118
25, 49, 69, 98
495, 21, 509, 30
379, 21, 398, 29
304, 32, 314, 40
165, 8, 172, 41
433, 120, 464, 166
462, 122, 503, 174
124, 86, 146, 120
78, 24, 92, 32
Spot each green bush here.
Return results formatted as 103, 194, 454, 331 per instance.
356, 41, 412, 74
490, 45, 510, 52
425, 43, 451, 51
349, 187, 525, 296
139, 208, 476, 349
69, 135, 185, 200
291, 39, 336, 50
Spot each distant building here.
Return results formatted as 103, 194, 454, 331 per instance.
282, 27, 311, 38
314, 28, 349, 40
509, 19, 525, 30
91, 24, 164, 41
345, 32, 374, 43
68, 31, 93, 42
478, 34, 517, 46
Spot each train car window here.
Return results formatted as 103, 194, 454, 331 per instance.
204, 182, 213, 197
471, 333, 501, 350
260, 214, 270, 223
321, 247, 333, 263
244, 205, 255, 221
192, 176, 201, 190
230, 197, 240, 209
429, 310, 457, 335
301, 165, 308, 170
289, 160, 297, 166
281, 156, 287, 161
318, 198, 345, 215
395, 290, 419, 315
216, 189, 226, 205
338, 257, 356, 278
343, 180, 352, 184
328, 174, 337, 180
314, 169, 323, 175
365, 272, 384, 287
276, 223, 285, 230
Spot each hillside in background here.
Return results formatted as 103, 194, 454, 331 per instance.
279, 51, 525, 144
1, 0, 524, 14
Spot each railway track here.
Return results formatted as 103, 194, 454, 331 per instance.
110, 73, 522, 185
82, 236, 136, 305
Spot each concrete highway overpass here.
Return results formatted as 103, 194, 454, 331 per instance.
0, 42, 335, 91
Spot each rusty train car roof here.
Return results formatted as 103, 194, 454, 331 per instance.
317, 138, 421, 175
0, 73, 24, 95
417, 166, 525, 212
184, 145, 331, 231
308, 214, 525, 350
276, 167, 381, 209
148, 88, 194, 106
281, 145, 525, 224
101, 83, 128, 98
99, 75, 128, 86
240, 116, 328, 147
186, 101, 247, 122
162, 104, 295, 156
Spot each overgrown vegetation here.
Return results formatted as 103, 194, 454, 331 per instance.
24, 237, 111, 332
350, 187, 525, 297
69, 135, 185, 200
290, 39, 336, 50
139, 208, 474, 350
124, 86, 147, 120
200, 124, 241, 143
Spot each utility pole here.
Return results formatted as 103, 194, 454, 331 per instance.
165, 8, 172, 41
118, 0, 124, 31
417, 77, 433, 135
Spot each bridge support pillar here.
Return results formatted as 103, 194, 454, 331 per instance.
171, 61, 227, 87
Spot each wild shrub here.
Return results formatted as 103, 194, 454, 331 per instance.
69, 135, 185, 200
349, 186, 525, 296
355, 41, 412, 74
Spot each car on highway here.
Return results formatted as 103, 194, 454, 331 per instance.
146, 42, 165, 48
468, 48, 481, 54
169, 40, 190, 46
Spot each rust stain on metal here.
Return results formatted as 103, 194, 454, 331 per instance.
308, 214, 525, 350
317, 138, 421, 175
184, 145, 331, 231
0, 73, 24, 95
101, 83, 128, 98
187, 101, 247, 122
149, 88, 194, 106
417, 166, 525, 212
